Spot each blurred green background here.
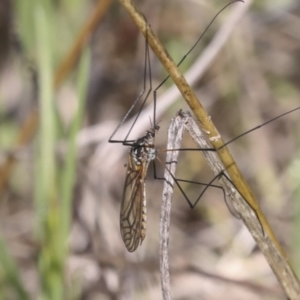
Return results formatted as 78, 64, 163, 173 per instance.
0, 0, 299, 299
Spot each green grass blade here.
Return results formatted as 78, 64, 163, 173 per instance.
34, 4, 62, 300
59, 49, 90, 245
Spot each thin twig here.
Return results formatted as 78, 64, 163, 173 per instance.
160, 115, 185, 300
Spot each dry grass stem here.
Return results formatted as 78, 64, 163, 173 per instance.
160, 114, 186, 300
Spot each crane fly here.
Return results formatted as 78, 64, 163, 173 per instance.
109, 1, 300, 252
120, 125, 159, 252
112, 3, 242, 253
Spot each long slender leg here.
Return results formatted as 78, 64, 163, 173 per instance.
109, 24, 152, 144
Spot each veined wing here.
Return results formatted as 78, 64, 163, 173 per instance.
120, 154, 148, 252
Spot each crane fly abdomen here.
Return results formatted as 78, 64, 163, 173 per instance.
120, 126, 159, 252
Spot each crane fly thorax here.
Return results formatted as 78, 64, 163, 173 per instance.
130, 125, 159, 165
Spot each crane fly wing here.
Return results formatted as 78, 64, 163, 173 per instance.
120, 154, 147, 252
120, 126, 157, 252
